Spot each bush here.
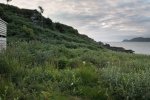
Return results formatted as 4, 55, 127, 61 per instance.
0, 58, 13, 75
22, 25, 35, 39
67, 59, 82, 68
58, 59, 68, 69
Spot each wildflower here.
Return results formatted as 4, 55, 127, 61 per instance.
107, 61, 110, 64
71, 82, 74, 86
83, 61, 86, 64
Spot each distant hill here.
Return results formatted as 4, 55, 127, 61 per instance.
123, 37, 150, 42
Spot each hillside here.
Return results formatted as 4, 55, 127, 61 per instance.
0, 3, 103, 50
1, 3, 150, 100
123, 37, 150, 42
0, 3, 133, 53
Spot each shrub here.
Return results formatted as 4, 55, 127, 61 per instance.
0, 58, 13, 75
22, 25, 35, 39
58, 59, 68, 69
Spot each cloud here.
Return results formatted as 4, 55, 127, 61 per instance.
0, 0, 150, 41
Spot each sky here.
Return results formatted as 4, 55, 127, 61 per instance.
0, 0, 150, 42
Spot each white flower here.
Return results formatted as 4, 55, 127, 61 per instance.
71, 82, 74, 86
83, 61, 86, 64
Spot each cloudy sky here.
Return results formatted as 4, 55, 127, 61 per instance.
0, 0, 150, 42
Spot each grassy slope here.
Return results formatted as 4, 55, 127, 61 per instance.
1, 3, 150, 100
0, 3, 103, 50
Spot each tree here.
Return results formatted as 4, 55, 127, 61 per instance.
38, 6, 44, 28
38, 6, 44, 14
6, 0, 12, 5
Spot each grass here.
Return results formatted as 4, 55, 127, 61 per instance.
1, 41, 150, 100
1, 3, 150, 100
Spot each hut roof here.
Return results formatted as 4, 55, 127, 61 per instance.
0, 18, 8, 24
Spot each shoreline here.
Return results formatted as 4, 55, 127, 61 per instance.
106, 42, 150, 55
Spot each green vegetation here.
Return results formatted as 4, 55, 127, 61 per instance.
1, 3, 150, 100
123, 37, 150, 42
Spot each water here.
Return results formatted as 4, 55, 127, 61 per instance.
107, 42, 150, 55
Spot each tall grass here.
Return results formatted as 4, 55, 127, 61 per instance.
1, 41, 150, 99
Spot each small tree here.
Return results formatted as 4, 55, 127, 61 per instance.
6, 0, 12, 5
38, 6, 44, 28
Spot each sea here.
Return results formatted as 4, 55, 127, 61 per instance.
106, 42, 150, 55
